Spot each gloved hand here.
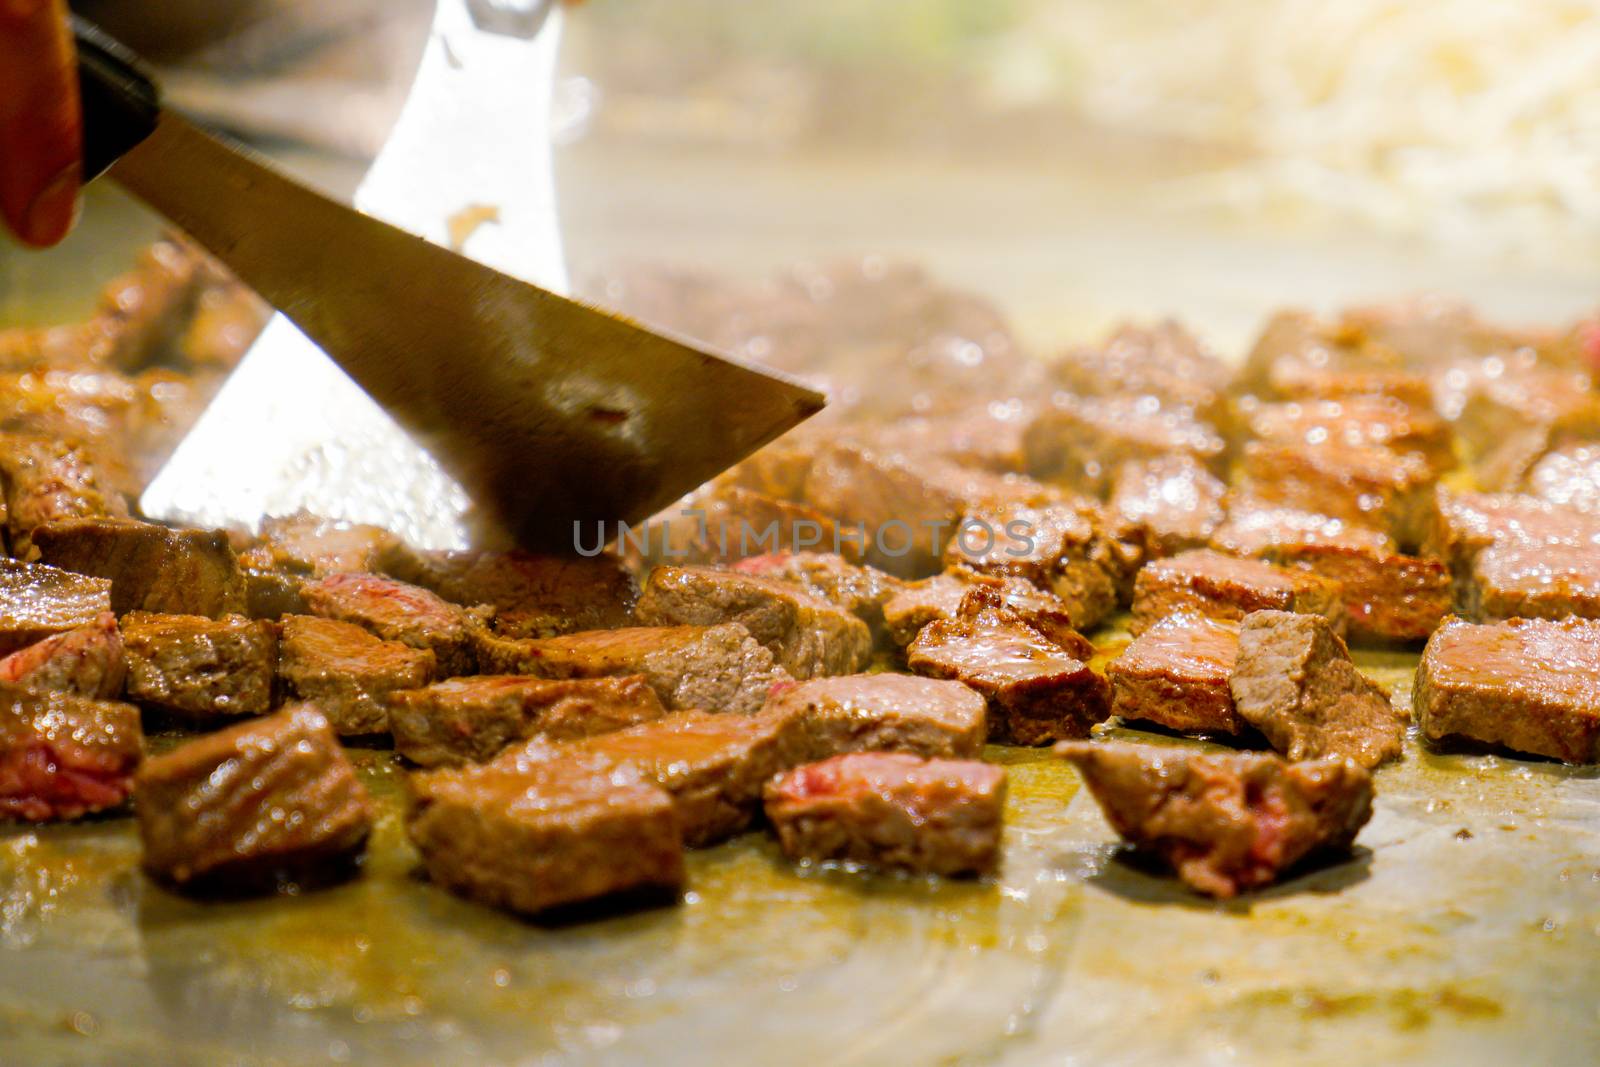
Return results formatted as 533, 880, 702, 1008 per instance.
0, 0, 80, 247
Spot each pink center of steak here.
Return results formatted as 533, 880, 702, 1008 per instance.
0, 740, 133, 821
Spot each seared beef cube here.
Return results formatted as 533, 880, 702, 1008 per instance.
1023, 393, 1225, 495
120, 612, 277, 722
1422, 490, 1600, 580
0, 685, 142, 821
1235, 310, 1404, 399
953, 580, 1095, 660
1415, 616, 1600, 762
32, 518, 244, 617
635, 565, 871, 679
642, 483, 857, 566
177, 279, 268, 371
1109, 454, 1227, 557
303, 573, 474, 676
1241, 396, 1455, 473
473, 623, 790, 716
0, 558, 113, 655
867, 406, 1033, 473
1275, 369, 1438, 409
881, 569, 1092, 656
906, 602, 1110, 745
0, 611, 124, 699
725, 426, 827, 502
1454, 367, 1599, 461
1057, 742, 1374, 899
733, 552, 905, 642
1236, 441, 1437, 551
536, 707, 812, 846
1525, 443, 1600, 512
92, 236, 203, 370
1130, 549, 1345, 637
384, 549, 636, 638
390, 675, 667, 767
883, 572, 970, 646
407, 757, 682, 916
764, 753, 1005, 876
1467, 541, 1600, 621
1050, 321, 1232, 425
943, 501, 1125, 630
278, 616, 434, 735
1210, 495, 1396, 559
239, 512, 409, 579
0, 435, 128, 553
1108, 612, 1244, 735
1230, 610, 1402, 769
135, 706, 372, 889
767, 674, 987, 759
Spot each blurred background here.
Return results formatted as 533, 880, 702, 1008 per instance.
7, 0, 1600, 352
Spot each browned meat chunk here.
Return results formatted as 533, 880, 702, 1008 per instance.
473, 623, 790, 716
302, 572, 474, 676
0, 685, 142, 821
390, 675, 667, 768
732, 552, 905, 642
408, 756, 683, 916
764, 752, 1005, 876
1229, 610, 1403, 768
1454, 367, 1599, 462
906, 600, 1110, 745
1235, 310, 1404, 399
1210, 495, 1396, 559
1423, 490, 1600, 584
1057, 742, 1374, 899
92, 237, 203, 370
1236, 441, 1437, 551
640, 483, 858, 566
32, 519, 244, 617
1131, 549, 1345, 637
0, 434, 128, 553
953, 579, 1095, 660
1524, 443, 1600, 512
767, 673, 987, 759
384, 549, 636, 638
0, 558, 113, 656
881, 569, 1088, 655
278, 615, 434, 735
1241, 396, 1455, 473
1109, 455, 1228, 557
1108, 612, 1244, 736
0, 611, 124, 698
120, 612, 277, 722
238, 512, 409, 579
1050, 321, 1232, 425
1467, 541, 1600, 621
866, 406, 1033, 473
1023, 393, 1225, 495
1415, 616, 1600, 763
135, 706, 372, 890
635, 565, 871, 679
177, 279, 268, 370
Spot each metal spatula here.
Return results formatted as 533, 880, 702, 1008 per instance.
73, 7, 823, 551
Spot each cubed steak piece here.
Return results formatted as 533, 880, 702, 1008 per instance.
0, 558, 113, 655
390, 675, 667, 767
943, 500, 1124, 629
302, 573, 475, 676
635, 565, 871, 679
1109, 454, 1228, 557
1524, 442, 1600, 512
1050, 320, 1232, 426
1057, 742, 1374, 899
0, 434, 129, 554
1415, 616, 1600, 763
240, 512, 409, 578
1108, 612, 1244, 736
1235, 309, 1403, 399
0, 685, 142, 821
120, 612, 277, 722
1210, 496, 1396, 559
1130, 549, 1345, 637
641, 483, 857, 566
407, 757, 683, 916
1022, 393, 1225, 495
1241, 396, 1456, 474
0, 611, 124, 698
278, 615, 434, 735
1229, 611, 1403, 769
1236, 442, 1437, 551
31, 518, 244, 617
881, 569, 1088, 655
1467, 541, 1600, 621
764, 752, 1006, 876
767, 674, 987, 759
383, 549, 636, 639
906, 600, 1110, 745
473, 623, 790, 716
733, 552, 905, 642
134, 706, 373, 890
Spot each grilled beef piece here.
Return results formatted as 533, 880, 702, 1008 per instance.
32, 519, 245, 617
766, 673, 987, 759
135, 705, 373, 890
953, 580, 1095, 660
1057, 742, 1374, 899
234, 512, 413, 612
384, 549, 636, 639
0, 685, 142, 821
1230, 611, 1403, 769
1210, 495, 1396, 559
302, 573, 475, 676
882, 569, 1089, 655
0, 558, 113, 656
0, 434, 129, 553
1466, 541, 1600, 621
0, 611, 124, 699
1023, 393, 1226, 496
635, 565, 871, 679
473, 623, 791, 716
1241, 396, 1456, 473
1423, 490, 1600, 597
390, 675, 667, 768
640, 483, 858, 567
732, 552, 905, 643
1050, 321, 1232, 426
906, 600, 1110, 745
764, 752, 1005, 876
1454, 367, 1600, 463
1131, 549, 1346, 638
1524, 443, 1600, 512
1109, 454, 1228, 557
92, 236, 204, 370
507, 706, 813, 846
1108, 612, 1244, 736
177, 279, 268, 371
408, 756, 683, 916
278, 615, 434, 735
120, 612, 277, 722
865, 405, 1033, 474
1235, 441, 1438, 552
1415, 616, 1600, 763
1235, 310, 1405, 400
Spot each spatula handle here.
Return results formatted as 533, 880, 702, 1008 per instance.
72, 16, 162, 183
